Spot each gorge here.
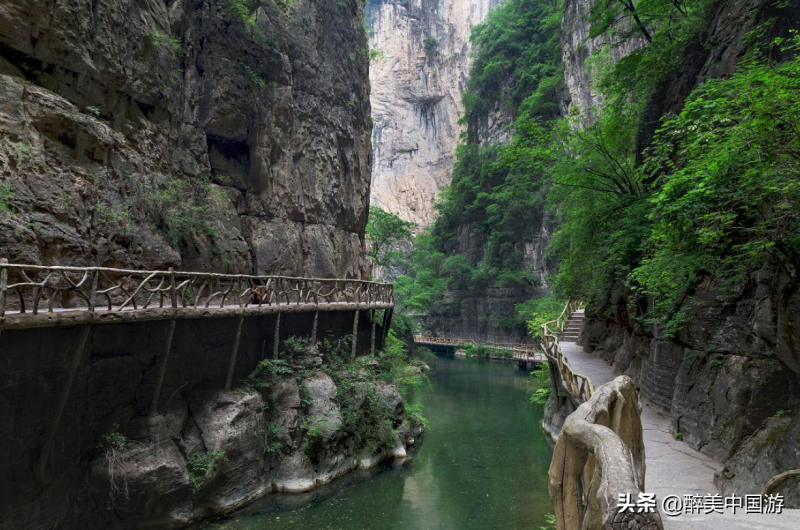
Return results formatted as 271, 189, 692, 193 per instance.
1, 0, 800, 529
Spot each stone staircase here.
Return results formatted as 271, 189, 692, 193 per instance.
561, 308, 584, 343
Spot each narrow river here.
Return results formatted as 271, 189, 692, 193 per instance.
200, 354, 553, 530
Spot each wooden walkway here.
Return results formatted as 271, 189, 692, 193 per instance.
412, 334, 544, 363
0, 261, 393, 330
0, 261, 395, 478
560, 310, 799, 529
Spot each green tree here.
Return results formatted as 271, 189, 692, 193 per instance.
366, 206, 415, 273
631, 37, 800, 332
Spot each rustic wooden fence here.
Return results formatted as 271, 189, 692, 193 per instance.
543, 301, 663, 530
412, 334, 543, 361
541, 300, 593, 405
0, 260, 393, 329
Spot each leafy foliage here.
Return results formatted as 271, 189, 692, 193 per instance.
242, 358, 294, 392
464, 343, 513, 358
392, 0, 564, 335
548, 10, 800, 335
101, 424, 130, 451
630, 36, 800, 332
187, 451, 227, 494
151, 25, 182, 52
321, 333, 428, 454
529, 362, 551, 405
152, 177, 218, 246
425, 0, 563, 303
516, 295, 564, 340
464, 0, 563, 119
366, 206, 415, 274
393, 229, 447, 321
0, 181, 16, 214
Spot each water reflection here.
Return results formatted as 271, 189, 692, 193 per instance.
196, 355, 552, 530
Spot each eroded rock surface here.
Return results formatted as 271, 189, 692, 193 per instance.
90, 366, 419, 529
579, 273, 800, 503
366, 0, 502, 226
0, 0, 372, 278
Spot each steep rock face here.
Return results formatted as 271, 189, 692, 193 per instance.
366, 0, 502, 226
580, 275, 800, 501
89, 375, 417, 529
425, 236, 553, 343
0, 308, 389, 530
555, 0, 800, 502
560, 0, 643, 116
0, 0, 372, 278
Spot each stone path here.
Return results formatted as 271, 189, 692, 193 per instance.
560, 338, 800, 529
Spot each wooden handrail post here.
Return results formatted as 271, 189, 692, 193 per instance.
88, 270, 99, 313
169, 268, 177, 309
0, 258, 8, 317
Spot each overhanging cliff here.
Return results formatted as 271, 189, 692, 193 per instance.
0, 0, 372, 278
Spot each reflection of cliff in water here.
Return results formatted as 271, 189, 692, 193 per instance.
200, 355, 553, 530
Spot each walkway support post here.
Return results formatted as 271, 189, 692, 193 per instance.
150, 319, 176, 417
311, 311, 319, 345
0, 258, 7, 318
351, 309, 359, 360
272, 313, 281, 359
149, 269, 178, 417
37, 325, 91, 479
224, 314, 245, 391
381, 307, 393, 348
0, 258, 7, 345
370, 309, 376, 355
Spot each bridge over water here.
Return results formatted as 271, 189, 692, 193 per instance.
0, 260, 394, 482
412, 334, 544, 369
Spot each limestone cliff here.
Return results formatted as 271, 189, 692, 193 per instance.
0, 314, 418, 530
560, 0, 800, 504
0, 0, 372, 279
560, 0, 643, 116
366, 0, 502, 226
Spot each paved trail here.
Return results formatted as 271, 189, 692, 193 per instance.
560, 338, 800, 529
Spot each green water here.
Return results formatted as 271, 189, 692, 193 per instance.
202, 355, 553, 530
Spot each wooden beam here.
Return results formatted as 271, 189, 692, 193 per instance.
351, 309, 359, 360
370, 309, 376, 355
1, 302, 394, 331
311, 310, 318, 344
149, 319, 177, 417
37, 325, 92, 478
224, 314, 245, 391
272, 313, 281, 360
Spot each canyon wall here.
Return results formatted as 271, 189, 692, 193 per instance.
0, 313, 415, 530
559, 0, 800, 503
0, 2, 423, 529
0, 0, 372, 279
366, 0, 502, 227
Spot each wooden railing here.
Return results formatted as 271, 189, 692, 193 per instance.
549, 376, 663, 530
0, 260, 393, 329
413, 335, 542, 360
544, 302, 662, 529
541, 300, 594, 404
